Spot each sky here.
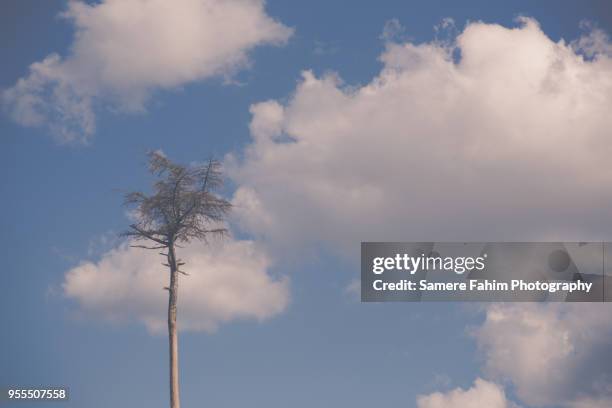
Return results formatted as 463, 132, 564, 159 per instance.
2, 1, 612, 407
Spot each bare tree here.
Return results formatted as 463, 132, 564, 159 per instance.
123, 151, 231, 408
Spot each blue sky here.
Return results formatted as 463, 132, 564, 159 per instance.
2, 1, 612, 407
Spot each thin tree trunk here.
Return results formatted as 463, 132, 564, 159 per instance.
168, 242, 181, 408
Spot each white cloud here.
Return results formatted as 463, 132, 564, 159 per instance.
475, 304, 612, 407
380, 18, 405, 42
63, 237, 289, 333
224, 20, 612, 405
572, 22, 612, 59
417, 378, 514, 408
3, 0, 292, 143
227, 18, 612, 256
344, 278, 360, 297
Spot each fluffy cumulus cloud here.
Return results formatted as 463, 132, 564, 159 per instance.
416, 378, 515, 408
3, 0, 292, 143
475, 303, 612, 408
227, 18, 612, 255
63, 237, 289, 333
228, 20, 612, 405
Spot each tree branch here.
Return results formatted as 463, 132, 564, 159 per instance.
128, 224, 169, 245
130, 244, 167, 250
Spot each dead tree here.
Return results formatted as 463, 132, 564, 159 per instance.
123, 151, 231, 408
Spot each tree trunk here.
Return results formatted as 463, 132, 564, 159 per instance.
168, 242, 181, 408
